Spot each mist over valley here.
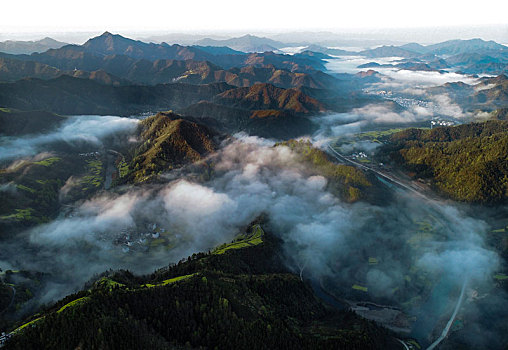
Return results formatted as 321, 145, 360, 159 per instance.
1, 23, 508, 349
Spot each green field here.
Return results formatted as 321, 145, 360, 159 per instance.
57, 296, 90, 313
213, 225, 264, 255
14, 316, 44, 332
16, 184, 36, 194
0, 208, 36, 221
354, 129, 404, 141
33, 157, 61, 167
494, 273, 508, 281
118, 158, 130, 178
332, 128, 404, 151
352, 284, 368, 292
143, 273, 197, 288
95, 277, 126, 291
81, 159, 104, 189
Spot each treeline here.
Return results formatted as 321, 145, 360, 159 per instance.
381, 120, 508, 203
4, 223, 397, 350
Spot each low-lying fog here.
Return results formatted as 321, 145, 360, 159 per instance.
0, 57, 505, 348
0, 115, 139, 162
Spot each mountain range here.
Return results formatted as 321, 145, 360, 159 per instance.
0, 75, 232, 115
0, 37, 67, 55
2, 32, 326, 71
0, 108, 65, 136
2, 33, 507, 87
0, 55, 335, 89
195, 34, 284, 52
2, 31, 508, 350
426, 74, 508, 111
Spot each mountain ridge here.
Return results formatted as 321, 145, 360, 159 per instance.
0, 37, 68, 55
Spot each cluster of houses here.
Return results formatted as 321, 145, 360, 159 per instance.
0, 332, 12, 348
351, 152, 368, 159
363, 89, 393, 97
78, 151, 101, 158
115, 223, 167, 253
390, 96, 435, 110
430, 119, 454, 128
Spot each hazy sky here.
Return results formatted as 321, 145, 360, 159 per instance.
2, 0, 507, 33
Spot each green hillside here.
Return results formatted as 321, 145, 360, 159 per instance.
4, 222, 397, 350
119, 112, 218, 183
0, 154, 105, 236
380, 120, 508, 203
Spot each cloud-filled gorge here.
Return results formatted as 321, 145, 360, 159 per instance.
0, 131, 502, 347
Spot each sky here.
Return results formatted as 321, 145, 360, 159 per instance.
2, 0, 508, 34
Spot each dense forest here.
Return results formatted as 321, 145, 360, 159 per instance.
379, 120, 508, 203
3, 222, 398, 350
119, 112, 218, 183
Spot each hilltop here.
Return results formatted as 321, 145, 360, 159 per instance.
214, 83, 326, 114
120, 112, 218, 183
195, 34, 284, 52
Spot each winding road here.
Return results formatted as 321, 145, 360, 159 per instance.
326, 144, 469, 350
426, 279, 468, 350
396, 338, 410, 350
327, 145, 428, 199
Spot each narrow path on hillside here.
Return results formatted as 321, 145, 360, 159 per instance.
326, 143, 469, 350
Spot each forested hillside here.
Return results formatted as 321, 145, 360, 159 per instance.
4, 222, 397, 350
380, 120, 508, 203
120, 112, 218, 183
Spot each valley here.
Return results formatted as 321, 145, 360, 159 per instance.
0, 29, 507, 349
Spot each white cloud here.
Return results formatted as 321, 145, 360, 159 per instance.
0, 115, 139, 162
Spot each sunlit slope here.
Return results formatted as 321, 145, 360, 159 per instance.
119, 112, 218, 183
379, 120, 508, 203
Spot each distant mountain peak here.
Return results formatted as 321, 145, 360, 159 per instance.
356, 69, 379, 77
0, 36, 68, 54
86, 31, 122, 43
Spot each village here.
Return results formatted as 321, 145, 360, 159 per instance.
0, 332, 12, 348
430, 118, 455, 128
113, 222, 178, 253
